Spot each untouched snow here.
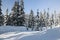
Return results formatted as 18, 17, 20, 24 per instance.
0, 25, 60, 40
0, 26, 32, 34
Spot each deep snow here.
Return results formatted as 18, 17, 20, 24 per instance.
0, 25, 60, 40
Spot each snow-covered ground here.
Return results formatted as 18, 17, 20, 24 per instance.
0, 26, 29, 34
0, 25, 60, 40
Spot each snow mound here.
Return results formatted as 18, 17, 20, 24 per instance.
0, 26, 60, 40
0, 26, 29, 34
19, 27, 60, 40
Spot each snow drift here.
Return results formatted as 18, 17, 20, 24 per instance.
0, 26, 60, 40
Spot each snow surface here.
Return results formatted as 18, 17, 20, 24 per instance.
0, 25, 60, 40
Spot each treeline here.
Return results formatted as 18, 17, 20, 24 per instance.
0, 0, 60, 31
25, 9, 60, 31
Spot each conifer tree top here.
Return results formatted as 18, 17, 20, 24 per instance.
30, 10, 34, 14
6, 9, 8, 15
20, 0, 24, 9
0, 0, 2, 15
0, 0, 2, 5
37, 9, 39, 15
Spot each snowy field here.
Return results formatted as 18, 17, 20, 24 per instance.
0, 25, 60, 40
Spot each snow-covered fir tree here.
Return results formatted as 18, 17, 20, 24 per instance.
24, 14, 29, 30
54, 10, 58, 26
9, 0, 25, 26
58, 13, 60, 25
28, 10, 35, 30
39, 12, 43, 31
35, 9, 40, 31
41, 9, 46, 27
0, 0, 2, 15
0, 0, 4, 26
43, 9, 47, 27
18, 0, 25, 26
10, 1, 20, 26
4, 9, 9, 26
50, 14, 54, 28
46, 8, 50, 27
39, 10, 47, 31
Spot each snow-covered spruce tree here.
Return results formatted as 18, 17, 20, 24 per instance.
0, 0, 2, 15
9, 0, 25, 26
18, 0, 25, 26
28, 10, 35, 31
4, 9, 9, 26
24, 14, 29, 30
39, 10, 46, 31
10, 1, 20, 26
0, 0, 4, 26
35, 9, 40, 31
43, 9, 47, 27
54, 10, 58, 26
50, 14, 54, 28
46, 8, 50, 27
39, 12, 43, 31
6, 14, 13, 25
58, 14, 60, 25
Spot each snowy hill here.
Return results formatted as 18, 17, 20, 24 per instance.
0, 26, 60, 40
0, 26, 32, 34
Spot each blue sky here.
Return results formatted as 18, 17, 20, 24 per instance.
1, 0, 60, 15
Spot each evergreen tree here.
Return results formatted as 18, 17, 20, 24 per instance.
39, 12, 43, 31
46, 8, 50, 27
39, 9, 46, 31
58, 13, 60, 25
10, 1, 20, 26
28, 10, 35, 30
54, 10, 58, 26
0, 0, 4, 26
35, 9, 40, 31
24, 14, 29, 30
9, 12, 14, 26
50, 14, 54, 28
4, 9, 9, 26
18, 0, 25, 26
9, 0, 25, 26
42, 9, 46, 27
0, 0, 2, 15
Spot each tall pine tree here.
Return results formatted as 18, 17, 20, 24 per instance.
12, 1, 19, 26
10, 0, 20, 26
18, 0, 25, 26
35, 9, 40, 31
46, 8, 50, 27
42, 9, 46, 27
40, 11, 43, 31
0, 0, 4, 26
50, 14, 54, 28
4, 9, 9, 26
28, 10, 35, 30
